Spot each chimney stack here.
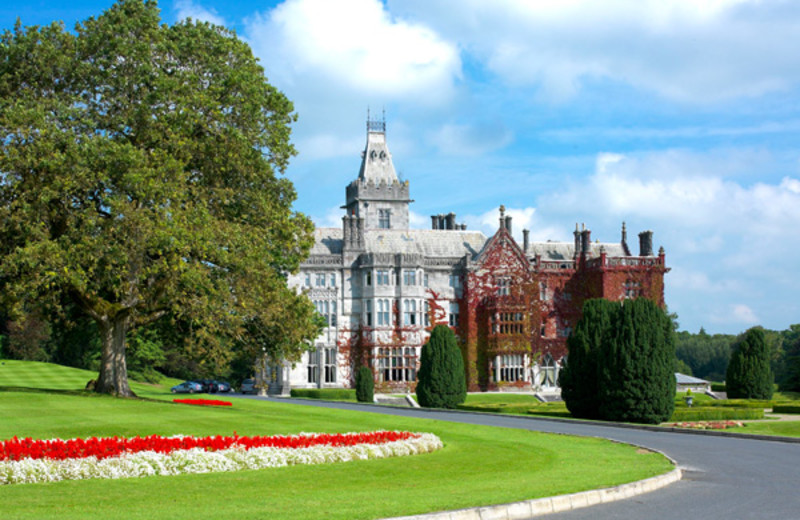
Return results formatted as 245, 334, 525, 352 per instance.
581, 227, 592, 255
639, 230, 653, 256
523, 229, 530, 253
505, 216, 512, 235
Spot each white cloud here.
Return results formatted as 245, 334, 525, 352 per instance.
313, 206, 345, 229
526, 148, 800, 332
463, 206, 562, 243
294, 133, 365, 161
174, 0, 226, 26
245, 0, 460, 104
389, 0, 800, 103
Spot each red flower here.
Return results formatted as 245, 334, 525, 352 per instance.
0, 431, 418, 462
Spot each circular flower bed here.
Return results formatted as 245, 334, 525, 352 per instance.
0, 431, 442, 485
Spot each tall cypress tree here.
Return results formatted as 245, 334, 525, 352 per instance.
417, 325, 467, 409
727, 327, 773, 399
560, 299, 614, 419
599, 298, 676, 424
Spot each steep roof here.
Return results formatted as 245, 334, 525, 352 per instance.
357, 124, 398, 185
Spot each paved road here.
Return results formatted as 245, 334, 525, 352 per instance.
236, 395, 800, 519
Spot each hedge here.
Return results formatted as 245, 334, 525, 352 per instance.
711, 383, 726, 392
772, 404, 800, 414
290, 389, 356, 401
705, 399, 774, 409
669, 407, 763, 421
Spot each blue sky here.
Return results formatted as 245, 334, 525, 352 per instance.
4, 0, 800, 335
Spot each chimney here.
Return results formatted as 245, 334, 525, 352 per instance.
639, 230, 653, 256
523, 229, 530, 253
446, 212, 456, 230
574, 223, 581, 257
431, 215, 438, 230
504, 216, 512, 235
342, 215, 351, 247
581, 228, 592, 255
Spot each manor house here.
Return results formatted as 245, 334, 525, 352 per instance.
275, 119, 668, 394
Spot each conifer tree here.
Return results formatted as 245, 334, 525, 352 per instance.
417, 325, 467, 409
727, 327, 774, 399
355, 365, 374, 403
598, 298, 676, 424
560, 299, 614, 419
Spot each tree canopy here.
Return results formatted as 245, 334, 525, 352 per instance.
0, 0, 319, 396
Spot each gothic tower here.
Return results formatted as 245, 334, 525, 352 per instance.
343, 115, 412, 230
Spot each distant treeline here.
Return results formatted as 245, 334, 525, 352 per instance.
675, 325, 800, 389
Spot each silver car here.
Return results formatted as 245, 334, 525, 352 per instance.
240, 379, 257, 394
171, 381, 203, 394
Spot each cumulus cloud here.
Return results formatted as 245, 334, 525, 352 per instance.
174, 0, 226, 26
245, 0, 461, 103
389, 0, 800, 103
529, 148, 800, 332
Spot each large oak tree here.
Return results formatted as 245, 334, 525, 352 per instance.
0, 0, 318, 396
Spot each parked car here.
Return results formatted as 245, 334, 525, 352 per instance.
216, 381, 231, 393
240, 379, 256, 394
171, 381, 203, 394
198, 379, 218, 393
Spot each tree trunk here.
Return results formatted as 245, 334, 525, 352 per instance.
95, 313, 136, 397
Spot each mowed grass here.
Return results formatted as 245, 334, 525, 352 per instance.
0, 361, 673, 520
0, 359, 183, 397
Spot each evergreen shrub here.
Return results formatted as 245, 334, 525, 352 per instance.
355, 366, 374, 403
562, 298, 675, 424
726, 328, 774, 400
417, 325, 467, 409
559, 299, 611, 420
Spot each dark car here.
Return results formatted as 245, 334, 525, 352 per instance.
171, 381, 203, 394
240, 378, 256, 394
216, 381, 232, 393
198, 379, 218, 393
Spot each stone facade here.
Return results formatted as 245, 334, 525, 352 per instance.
282, 119, 669, 394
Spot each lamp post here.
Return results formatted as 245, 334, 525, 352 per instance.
258, 346, 268, 396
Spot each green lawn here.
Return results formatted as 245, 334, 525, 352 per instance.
0, 361, 673, 520
0, 359, 183, 396
727, 420, 800, 438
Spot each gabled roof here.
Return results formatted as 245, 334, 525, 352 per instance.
475, 228, 531, 271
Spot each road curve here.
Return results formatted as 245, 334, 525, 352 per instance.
243, 396, 800, 520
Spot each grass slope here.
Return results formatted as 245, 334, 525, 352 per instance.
0, 359, 182, 396
0, 361, 673, 520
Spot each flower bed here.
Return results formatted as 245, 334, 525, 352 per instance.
0, 431, 442, 485
668, 421, 744, 430
173, 399, 233, 407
